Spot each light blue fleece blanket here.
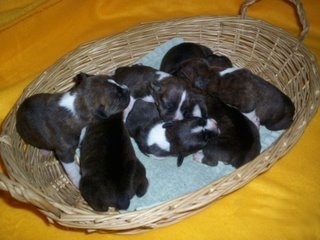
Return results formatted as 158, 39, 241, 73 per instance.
125, 38, 284, 211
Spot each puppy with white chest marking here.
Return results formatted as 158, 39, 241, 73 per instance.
113, 64, 172, 121
79, 112, 148, 211
150, 76, 208, 121
195, 94, 261, 168
16, 72, 129, 187
113, 64, 206, 122
175, 58, 295, 130
125, 99, 219, 166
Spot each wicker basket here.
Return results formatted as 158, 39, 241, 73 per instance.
0, 0, 319, 234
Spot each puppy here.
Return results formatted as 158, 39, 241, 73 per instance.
195, 94, 261, 168
113, 64, 172, 120
114, 64, 207, 122
125, 99, 219, 166
16, 72, 130, 187
175, 58, 295, 130
150, 76, 208, 121
79, 112, 148, 211
160, 42, 214, 74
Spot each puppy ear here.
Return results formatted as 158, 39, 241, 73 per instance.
150, 80, 161, 92
177, 155, 185, 167
95, 104, 108, 119
73, 72, 92, 86
162, 121, 174, 129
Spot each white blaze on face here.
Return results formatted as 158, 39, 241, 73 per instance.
147, 123, 170, 151
79, 127, 87, 144
156, 71, 171, 81
59, 92, 77, 116
174, 90, 187, 120
123, 96, 136, 122
205, 118, 218, 131
192, 104, 202, 117
219, 67, 240, 76
190, 118, 219, 134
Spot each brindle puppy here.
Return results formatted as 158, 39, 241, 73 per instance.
16, 72, 130, 187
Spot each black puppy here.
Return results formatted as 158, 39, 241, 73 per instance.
175, 58, 295, 130
194, 94, 261, 168
125, 99, 219, 166
16, 73, 129, 187
79, 112, 149, 211
160, 42, 214, 73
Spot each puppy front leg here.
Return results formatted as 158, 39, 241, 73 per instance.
56, 149, 81, 188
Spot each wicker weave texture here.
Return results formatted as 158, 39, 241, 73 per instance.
0, 0, 319, 233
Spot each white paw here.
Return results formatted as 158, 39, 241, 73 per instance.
192, 150, 204, 163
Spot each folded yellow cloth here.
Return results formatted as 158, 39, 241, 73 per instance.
0, 0, 319, 239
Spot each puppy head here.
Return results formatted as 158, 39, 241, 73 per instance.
174, 58, 218, 90
74, 73, 130, 119
164, 117, 219, 166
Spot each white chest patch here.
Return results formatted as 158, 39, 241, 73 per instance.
174, 90, 187, 120
59, 92, 77, 116
156, 71, 171, 81
147, 123, 170, 151
219, 67, 240, 77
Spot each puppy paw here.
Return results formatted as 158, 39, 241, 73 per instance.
192, 150, 204, 163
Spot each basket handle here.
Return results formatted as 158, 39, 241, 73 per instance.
240, 0, 309, 41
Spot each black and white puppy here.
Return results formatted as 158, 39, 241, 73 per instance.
113, 64, 172, 120
16, 72, 130, 187
175, 58, 295, 130
195, 94, 261, 168
79, 112, 148, 211
125, 99, 219, 166
113, 64, 206, 122
151, 76, 208, 121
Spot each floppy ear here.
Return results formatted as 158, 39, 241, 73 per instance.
95, 104, 109, 119
177, 64, 196, 82
162, 121, 174, 129
177, 155, 185, 167
73, 72, 92, 86
150, 79, 161, 92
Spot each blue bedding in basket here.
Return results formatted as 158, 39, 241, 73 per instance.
125, 38, 284, 211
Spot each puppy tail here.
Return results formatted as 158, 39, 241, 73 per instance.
177, 155, 185, 167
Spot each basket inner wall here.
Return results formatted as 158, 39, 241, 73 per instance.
1, 16, 318, 212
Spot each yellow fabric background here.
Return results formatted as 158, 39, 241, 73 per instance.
0, 0, 319, 239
